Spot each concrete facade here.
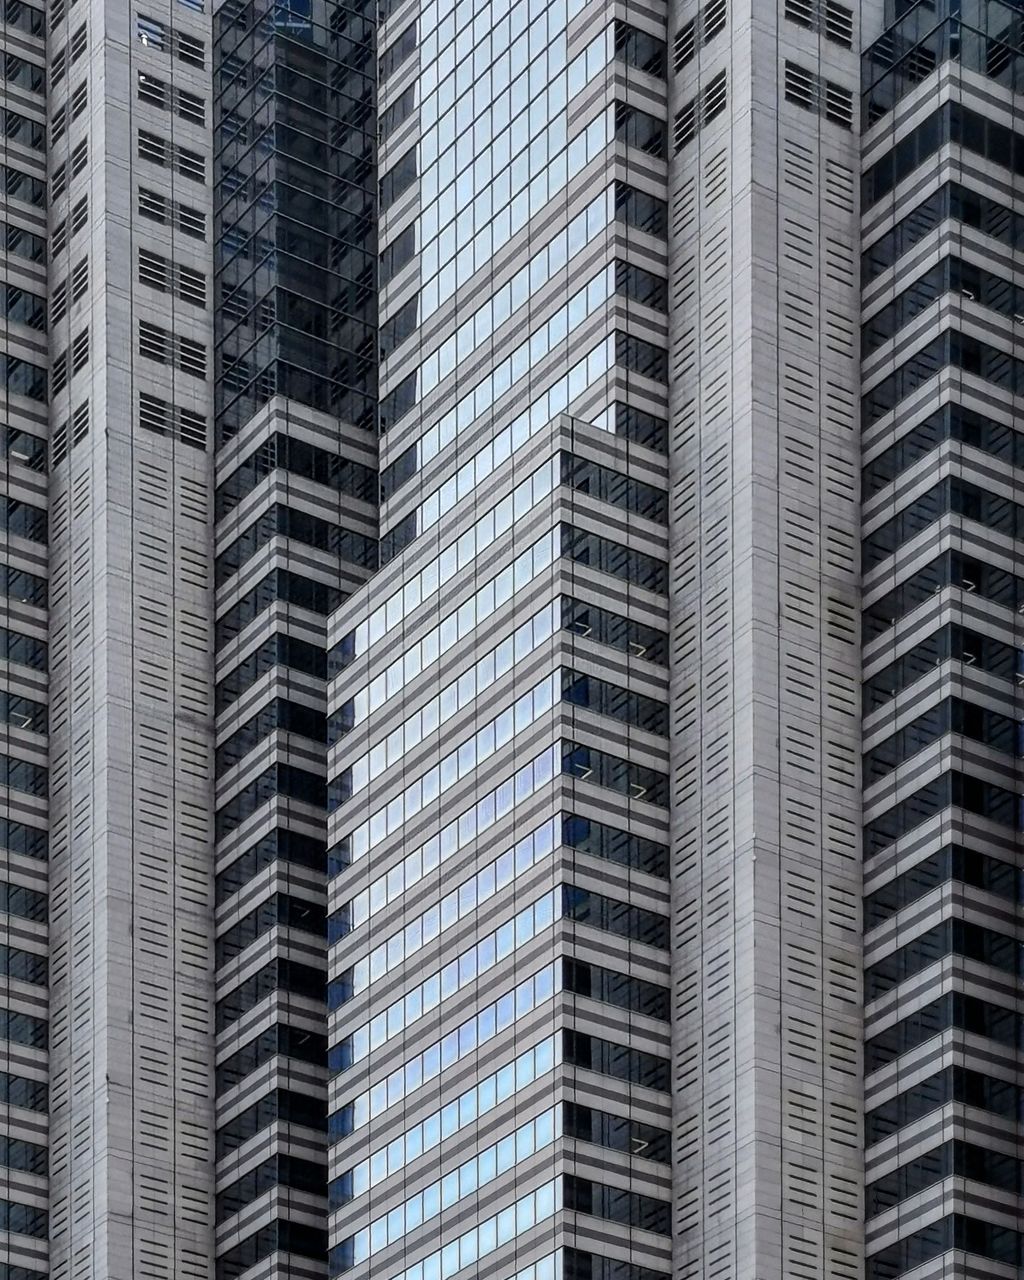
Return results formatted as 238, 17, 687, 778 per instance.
0, 2, 1022, 1280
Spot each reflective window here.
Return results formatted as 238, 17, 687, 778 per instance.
331, 1109, 561, 1271
347, 458, 559, 664
329, 891, 559, 1069
329, 963, 557, 1123
332, 527, 556, 707
349, 1178, 560, 1280
331, 1034, 558, 1204
331, 600, 559, 788
329, 742, 557, 902
330, 818, 556, 986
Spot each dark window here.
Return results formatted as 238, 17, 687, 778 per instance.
866, 993, 1023, 1075
561, 523, 668, 594
863, 402, 1024, 496
380, 224, 414, 286
864, 623, 1020, 712
215, 765, 327, 840
563, 1030, 671, 1090
563, 956, 670, 1021
216, 1024, 326, 1095
864, 770, 1021, 859
562, 813, 669, 877
864, 695, 1022, 785
614, 101, 667, 158
216, 829, 325, 906
863, 551, 1024, 644
564, 1250, 670, 1280
615, 330, 668, 382
216, 1153, 324, 1224
216, 1088, 326, 1160
215, 633, 326, 714
563, 1174, 671, 1235
865, 844, 1021, 931
562, 668, 669, 736
215, 433, 375, 519
564, 1100, 670, 1162
562, 452, 667, 523
563, 885, 669, 949
215, 1219, 327, 1280
561, 595, 668, 665
215, 503, 377, 586
613, 20, 666, 76
216, 697, 326, 774
378, 21, 415, 84
215, 569, 344, 648
562, 739, 670, 807
614, 182, 668, 239
866, 919, 1024, 1000
379, 147, 416, 210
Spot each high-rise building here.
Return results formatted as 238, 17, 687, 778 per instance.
2, 0, 1024, 1278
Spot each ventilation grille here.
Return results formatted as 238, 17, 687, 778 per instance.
784, 0, 854, 47
784, 60, 854, 129
674, 69, 728, 153
139, 393, 208, 451
673, 0, 727, 71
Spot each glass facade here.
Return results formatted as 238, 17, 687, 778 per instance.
214, 0, 378, 442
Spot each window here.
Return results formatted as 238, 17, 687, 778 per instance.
4, 221, 45, 263
614, 20, 666, 77
2, 284, 45, 331
3, 164, 44, 206
136, 13, 164, 46
563, 1028, 670, 1090
380, 85, 414, 143
3, 0, 44, 38
3, 108, 44, 151
3, 354, 45, 401
136, 15, 205, 66
615, 181, 668, 238
563, 1174, 671, 1235
561, 523, 668, 594
379, 21, 416, 85
562, 739, 670, 806
616, 101, 667, 158
379, 147, 416, 210
562, 451, 667, 521
3, 53, 44, 95
561, 595, 668, 665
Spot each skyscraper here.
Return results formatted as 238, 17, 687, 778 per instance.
1, 0, 1024, 1277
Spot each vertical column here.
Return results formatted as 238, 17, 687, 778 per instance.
0, 0, 50, 1272
668, 2, 867, 1276
45, 0, 217, 1274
